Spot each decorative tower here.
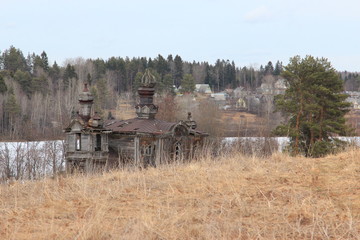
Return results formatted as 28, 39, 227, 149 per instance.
78, 83, 94, 123
185, 112, 197, 130
135, 69, 158, 119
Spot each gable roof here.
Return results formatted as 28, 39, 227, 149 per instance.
64, 116, 109, 133
195, 84, 212, 94
63, 118, 85, 132
104, 118, 177, 135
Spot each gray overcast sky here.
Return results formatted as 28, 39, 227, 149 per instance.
1, 0, 359, 71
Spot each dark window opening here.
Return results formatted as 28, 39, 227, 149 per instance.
174, 141, 182, 161
76, 133, 81, 151
95, 134, 102, 151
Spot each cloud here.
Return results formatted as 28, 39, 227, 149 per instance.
243, 6, 272, 23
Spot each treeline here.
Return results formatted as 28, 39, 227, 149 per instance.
342, 72, 360, 91
0, 46, 358, 140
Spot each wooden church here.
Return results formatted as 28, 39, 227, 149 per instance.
64, 69, 208, 173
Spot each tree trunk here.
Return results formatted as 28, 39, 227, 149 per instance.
294, 88, 303, 155
319, 107, 324, 141
309, 113, 314, 156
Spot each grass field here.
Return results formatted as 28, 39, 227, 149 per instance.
1, 148, 359, 239
346, 111, 360, 135
221, 111, 269, 137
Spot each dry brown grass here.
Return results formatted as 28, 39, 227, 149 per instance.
1, 148, 360, 239
346, 111, 360, 135
221, 111, 270, 136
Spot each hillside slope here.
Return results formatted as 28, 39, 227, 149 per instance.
1, 149, 360, 239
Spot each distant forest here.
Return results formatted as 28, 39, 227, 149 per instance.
0, 46, 359, 140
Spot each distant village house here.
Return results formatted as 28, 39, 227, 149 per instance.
195, 84, 212, 94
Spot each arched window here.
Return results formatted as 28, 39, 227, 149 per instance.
174, 141, 182, 161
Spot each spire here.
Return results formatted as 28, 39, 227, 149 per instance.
135, 69, 158, 119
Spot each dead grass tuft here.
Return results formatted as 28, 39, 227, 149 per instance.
1, 148, 360, 239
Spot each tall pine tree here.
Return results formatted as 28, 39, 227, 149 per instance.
0, 74, 7, 94
274, 55, 351, 157
173, 55, 183, 88
180, 74, 195, 93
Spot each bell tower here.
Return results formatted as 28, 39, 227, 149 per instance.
135, 69, 158, 119
78, 83, 94, 123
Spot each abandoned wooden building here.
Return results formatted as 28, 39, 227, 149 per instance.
64, 69, 208, 172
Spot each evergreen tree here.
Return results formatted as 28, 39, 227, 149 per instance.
63, 64, 77, 88
167, 54, 173, 62
0, 74, 7, 94
32, 75, 48, 94
49, 61, 60, 83
159, 73, 174, 94
115, 57, 127, 93
106, 57, 119, 71
14, 70, 33, 96
154, 54, 169, 79
63, 64, 77, 80
173, 55, 183, 87
258, 65, 265, 81
215, 59, 227, 90
274, 55, 351, 157
224, 60, 236, 88
32, 54, 43, 73
25, 53, 33, 73
264, 61, 274, 75
2, 46, 28, 73
133, 72, 143, 94
4, 88, 21, 134
93, 58, 106, 79
4, 89, 20, 114
147, 58, 154, 69
180, 74, 195, 93
40, 51, 49, 71
204, 63, 215, 88
273, 60, 283, 76
189, 62, 194, 74
125, 57, 139, 92
139, 57, 148, 72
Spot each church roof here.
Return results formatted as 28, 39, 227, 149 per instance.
104, 118, 176, 135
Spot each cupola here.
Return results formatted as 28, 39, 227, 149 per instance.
78, 83, 94, 123
135, 69, 158, 119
